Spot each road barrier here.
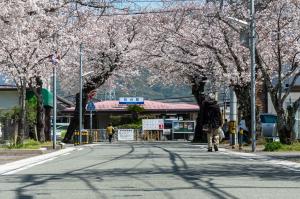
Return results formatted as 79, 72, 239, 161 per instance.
73, 130, 89, 145
73, 129, 142, 144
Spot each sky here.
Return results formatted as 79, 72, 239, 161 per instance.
110, 0, 206, 12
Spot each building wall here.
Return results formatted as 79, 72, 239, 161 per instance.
267, 92, 300, 114
0, 90, 19, 111
95, 113, 111, 129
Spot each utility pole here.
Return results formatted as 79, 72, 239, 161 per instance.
51, 53, 59, 150
229, 87, 237, 148
250, 0, 256, 152
79, 43, 83, 145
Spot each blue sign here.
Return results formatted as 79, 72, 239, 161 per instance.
86, 101, 96, 111
119, 97, 144, 105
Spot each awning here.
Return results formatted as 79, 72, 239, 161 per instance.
26, 88, 53, 108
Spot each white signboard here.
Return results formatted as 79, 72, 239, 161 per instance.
118, 129, 134, 141
163, 129, 171, 135
142, 119, 164, 131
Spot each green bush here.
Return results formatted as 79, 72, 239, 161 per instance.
117, 123, 142, 129
6, 139, 41, 149
60, 131, 67, 139
264, 141, 282, 151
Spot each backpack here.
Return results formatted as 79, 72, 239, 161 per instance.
207, 105, 221, 129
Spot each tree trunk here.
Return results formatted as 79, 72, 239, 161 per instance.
276, 104, 298, 144
277, 111, 289, 144
62, 70, 116, 143
36, 77, 45, 142
36, 95, 45, 142
234, 83, 251, 138
63, 91, 89, 143
192, 81, 206, 143
17, 78, 26, 145
44, 106, 52, 141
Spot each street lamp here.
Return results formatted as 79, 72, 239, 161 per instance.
51, 52, 60, 150
226, 0, 256, 152
79, 43, 83, 145
250, 0, 256, 152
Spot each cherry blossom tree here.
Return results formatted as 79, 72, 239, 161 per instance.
60, 14, 143, 143
255, 0, 300, 143
135, 6, 232, 142
0, 1, 72, 143
0, 0, 118, 143
203, 0, 300, 143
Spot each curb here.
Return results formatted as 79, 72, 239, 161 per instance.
0, 147, 76, 175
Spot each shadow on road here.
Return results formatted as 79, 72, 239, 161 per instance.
1, 143, 300, 199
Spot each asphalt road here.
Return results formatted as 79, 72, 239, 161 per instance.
0, 142, 300, 199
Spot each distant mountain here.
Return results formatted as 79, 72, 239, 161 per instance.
96, 71, 195, 103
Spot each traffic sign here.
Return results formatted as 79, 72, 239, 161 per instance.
86, 101, 96, 111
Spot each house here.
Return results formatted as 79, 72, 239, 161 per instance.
0, 85, 73, 140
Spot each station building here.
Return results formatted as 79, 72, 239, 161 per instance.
63, 100, 199, 129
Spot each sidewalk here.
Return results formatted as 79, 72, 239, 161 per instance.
0, 143, 73, 165
221, 143, 300, 163
0, 147, 76, 175
0, 149, 45, 165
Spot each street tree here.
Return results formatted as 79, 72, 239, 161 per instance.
255, 0, 300, 143
0, 0, 74, 143
61, 14, 143, 143
203, 0, 300, 143
137, 6, 230, 142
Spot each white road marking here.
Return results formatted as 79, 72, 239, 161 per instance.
2, 157, 57, 175
61, 152, 71, 156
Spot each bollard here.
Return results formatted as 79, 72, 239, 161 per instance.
229, 121, 237, 148
81, 130, 89, 144
74, 131, 80, 146
238, 129, 244, 150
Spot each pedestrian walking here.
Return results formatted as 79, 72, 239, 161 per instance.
204, 93, 222, 152
106, 123, 115, 143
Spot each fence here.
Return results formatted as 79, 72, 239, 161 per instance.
73, 129, 143, 144
0, 119, 19, 144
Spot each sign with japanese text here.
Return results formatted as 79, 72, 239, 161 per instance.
119, 97, 144, 105
142, 119, 164, 131
118, 129, 134, 141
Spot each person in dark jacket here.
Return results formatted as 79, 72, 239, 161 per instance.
204, 93, 222, 152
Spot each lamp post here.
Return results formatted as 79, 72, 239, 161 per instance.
51, 52, 59, 150
52, 63, 57, 150
79, 43, 83, 145
250, 0, 256, 152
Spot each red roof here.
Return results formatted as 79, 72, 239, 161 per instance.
65, 100, 199, 112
